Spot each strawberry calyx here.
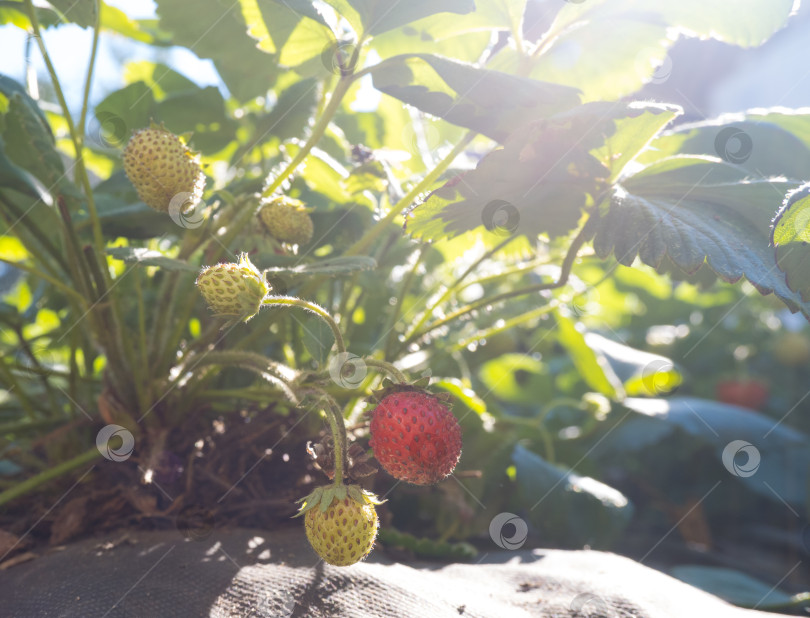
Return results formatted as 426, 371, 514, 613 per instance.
368, 377, 454, 411
295, 483, 384, 518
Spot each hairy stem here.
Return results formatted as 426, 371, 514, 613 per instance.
363, 358, 407, 383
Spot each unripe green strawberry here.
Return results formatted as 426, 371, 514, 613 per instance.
123, 125, 205, 213
298, 484, 381, 566
196, 253, 268, 323
258, 196, 314, 245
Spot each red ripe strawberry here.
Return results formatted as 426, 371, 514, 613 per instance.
369, 389, 461, 485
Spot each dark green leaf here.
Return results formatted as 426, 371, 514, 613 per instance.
301, 314, 334, 366
0, 136, 52, 204
598, 397, 810, 507
772, 183, 810, 302
155, 86, 237, 154
155, 0, 281, 100
1, 92, 84, 211
92, 82, 156, 149
407, 103, 619, 242
0, 74, 52, 139
90, 197, 179, 240
232, 78, 320, 164
593, 156, 809, 317
512, 444, 633, 549
106, 247, 197, 271
372, 54, 580, 142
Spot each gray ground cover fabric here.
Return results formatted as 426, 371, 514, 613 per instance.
0, 527, 782, 617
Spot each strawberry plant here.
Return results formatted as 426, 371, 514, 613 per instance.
0, 0, 809, 583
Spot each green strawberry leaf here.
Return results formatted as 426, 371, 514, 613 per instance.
592, 102, 681, 182
93, 82, 156, 149
302, 314, 335, 366
263, 256, 377, 276
407, 102, 625, 242
637, 111, 810, 180
106, 247, 197, 271
501, 0, 795, 102
585, 333, 681, 397
555, 312, 625, 401
371, 53, 581, 143
772, 183, 810, 302
155, 0, 284, 100
593, 156, 809, 318
512, 444, 633, 549
324, 0, 475, 37
0, 135, 52, 204
46, 0, 97, 28
596, 397, 810, 508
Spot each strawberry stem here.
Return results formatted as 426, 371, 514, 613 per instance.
363, 358, 407, 384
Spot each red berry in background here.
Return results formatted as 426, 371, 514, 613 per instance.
715, 379, 769, 410
369, 390, 462, 485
